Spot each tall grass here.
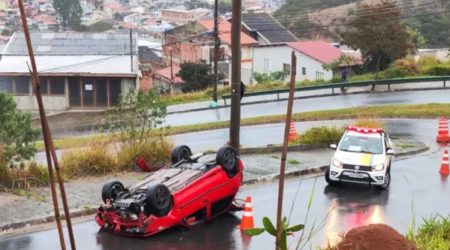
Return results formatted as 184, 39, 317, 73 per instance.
290, 126, 344, 145
61, 146, 116, 179
406, 215, 450, 250
117, 138, 172, 170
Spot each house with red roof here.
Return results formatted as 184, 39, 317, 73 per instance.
163, 18, 257, 85
252, 40, 344, 82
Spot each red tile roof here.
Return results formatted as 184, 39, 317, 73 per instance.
287, 41, 341, 64
153, 65, 184, 84
198, 18, 257, 46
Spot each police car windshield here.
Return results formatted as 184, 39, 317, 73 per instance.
339, 134, 383, 154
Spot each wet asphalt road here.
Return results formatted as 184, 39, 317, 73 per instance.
4, 119, 450, 249
165, 89, 450, 126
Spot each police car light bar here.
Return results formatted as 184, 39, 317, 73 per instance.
347, 125, 384, 133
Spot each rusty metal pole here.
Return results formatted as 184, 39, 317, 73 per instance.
17, 1, 76, 249
275, 52, 296, 250
230, 0, 242, 152
16, 0, 66, 249
212, 0, 219, 102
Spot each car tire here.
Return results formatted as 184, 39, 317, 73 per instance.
101, 180, 125, 203
144, 184, 172, 217
171, 145, 192, 164
216, 146, 239, 177
325, 167, 338, 185
376, 167, 391, 190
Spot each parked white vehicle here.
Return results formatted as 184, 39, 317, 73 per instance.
325, 126, 394, 189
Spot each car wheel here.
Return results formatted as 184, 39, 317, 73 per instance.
376, 168, 391, 190
216, 146, 239, 177
101, 180, 125, 203
144, 184, 172, 217
325, 167, 337, 185
171, 145, 192, 164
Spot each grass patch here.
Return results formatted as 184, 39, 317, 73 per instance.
290, 126, 344, 145
407, 215, 450, 250
116, 139, 173, 171
61, 146, 116, 179
59, 138, 173, 180
0, 162, 50, 190
271, 155, 280, 159
352, 119, 384, 128
287, 159, 300, 165
35, 103, 450, 152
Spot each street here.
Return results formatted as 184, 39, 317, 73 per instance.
165, 89, 450, 126
3, 119, 449, 249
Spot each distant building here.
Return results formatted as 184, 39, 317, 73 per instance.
161, 8, 211, 25
163, 18, 257, 84
0, 31, 139, 111
152, 65, 184, 95
242, 13, 298, 45
252, 41, 342, 82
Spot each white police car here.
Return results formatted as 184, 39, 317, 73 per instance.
325, 126, 394, 189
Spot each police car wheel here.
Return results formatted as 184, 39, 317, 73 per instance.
376, 169, 391, 190
325, 167, 337, 185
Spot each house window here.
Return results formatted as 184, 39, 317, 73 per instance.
315, 71, 324, 80
264, 58, 271, 72
0, 77, 13, 93
15, 77, 30, 94
302, 67, 306, 75
34, 77, 49, 94
49, 77, 65, 95
283, 63, 290, 74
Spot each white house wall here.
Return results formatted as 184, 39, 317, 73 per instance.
15, 96, 68, 111
252, 46, 333, 82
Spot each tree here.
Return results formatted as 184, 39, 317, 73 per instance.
218, 1, 232, 14
177, 62, 223, 92
341, 1, 413, 73
0, 92, 39, 166
101, 89, 167, 147
53, 0, 83, 30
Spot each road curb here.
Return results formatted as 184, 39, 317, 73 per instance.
0, 207, 97, 236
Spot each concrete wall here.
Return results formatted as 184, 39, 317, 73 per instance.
253, 46, 333, 82
15, 95, 68, 111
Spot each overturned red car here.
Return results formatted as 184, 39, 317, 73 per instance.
95, 145, 244, 237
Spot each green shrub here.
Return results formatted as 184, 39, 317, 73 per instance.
422, 64, 450, 76
383, 66, 410, 78
291, 126, 345, 145
117, 138, 173, 170
330, 77, 342, 83
417, 55, 441, 70
393, 58, 420, 74
61, 146, 116, 179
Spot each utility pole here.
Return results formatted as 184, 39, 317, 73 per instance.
212, 0, 219, 103
130, 29, 133, 72
230, 0, 242, 152
275, 52, 296, 250
18, 0, 76, 249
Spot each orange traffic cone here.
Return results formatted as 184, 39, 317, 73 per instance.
436, 118, 450, 143
240, 196, 254, 230
288, 122, 298, 141
439, 149, 450, 175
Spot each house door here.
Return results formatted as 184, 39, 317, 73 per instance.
68, 77, 81, 107
82, 78, 94, 107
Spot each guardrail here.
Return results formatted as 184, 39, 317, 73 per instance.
221, 76, 450, 105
